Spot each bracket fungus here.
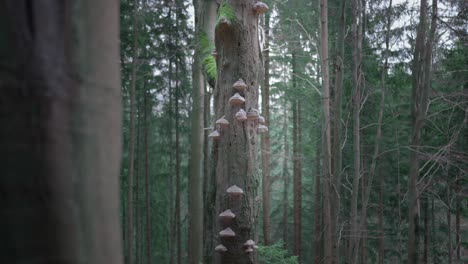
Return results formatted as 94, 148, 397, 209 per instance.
258, 115, 265, 124
232, 79, 248, 92
212, 48, 218, 59
247, 108, 260, 120
217, 16, 231, 27
235, 109, 248, 122
244, 240, 256, 247
216, 116, 229, 129
219, 227, 236, 238
258, 124, 268, 133
229, 92, 245, 106
253, 2, 269, 14
215, 244, 228, 253
208, 130, 221, 140
219, 209, 236, 221
226, 185, 244, 197
245, 247, 254, 253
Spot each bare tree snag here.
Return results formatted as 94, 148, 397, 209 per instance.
213, 0, 262, 263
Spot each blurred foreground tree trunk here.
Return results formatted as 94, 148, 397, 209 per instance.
0, 1, 122, 263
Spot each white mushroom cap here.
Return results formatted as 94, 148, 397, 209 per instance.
229, 93, 246, 106
258, 125, 268, 133
215, 244, 228, 252
235, 109, 248, 121
208, 130, 221, 139
226, 185, 244, 196
233, 79, 248, 91
216, 116, 229, 128
219, 227, 236, 237
219, 209, 236, 219
258, 116, 265, 124
245, 247, 254, 253
244, 239, 256, 246
253, 2, 269, 14
247, 109, 260, 120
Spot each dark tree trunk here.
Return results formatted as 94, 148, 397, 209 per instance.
261, 9, 272, 247
331, 0, 346, 260
292, 53, 302, 261
127, 0, 139, 262
144, 89, 152, 264
314, 137, 322, 264
0, 0, 122, 262
175, 59, 182, 264
319, 0, 333, 260
408, 0, 437, 261
378, 167, 385, 264
456, 176, 461, 261
282, 104, 290, 249
212, 0, 262, 263
424, 196, 429, 264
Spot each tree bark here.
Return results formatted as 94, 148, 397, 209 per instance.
314, 135, 322, 264
455, 175, 461, 261
408, 0, 437, 262
423, 196, 429, 264
378, 168, 385, 264
213, 0, 262, 262
261, 9, 272, 247
189, 0, 216, 263
319, 0, 333, 261
282, 103, 290, 249
0, 0, 122, 262
292, 55, 302, 261
142, 88, 152, 264
127, 0, 139, 262
447, 184, 452, 264
331, 0, 346, 260
349, 0, 362, 259
175, 59, 182, 264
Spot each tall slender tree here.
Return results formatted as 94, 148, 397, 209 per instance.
261, 9, 272, 247
349, 0, 363, 260
127, 1, 139, 262
190, 1, 217, 263
319, 0, 333, 261
407, 0, 438, 261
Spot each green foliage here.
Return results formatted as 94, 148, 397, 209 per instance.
199, 32, 217, 79
216, 1, 236, 25
258, 241, 299, 264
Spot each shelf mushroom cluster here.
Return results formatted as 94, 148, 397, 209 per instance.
215, 185, 257, 255
209, 78, 269, 142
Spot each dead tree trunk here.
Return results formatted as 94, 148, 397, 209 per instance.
0, 0, 122, 262
212, 1, 263, 263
